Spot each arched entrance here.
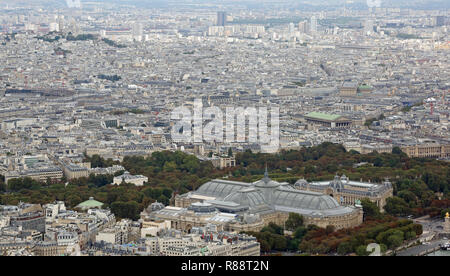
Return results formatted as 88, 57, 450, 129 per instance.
185, 224, 193, 233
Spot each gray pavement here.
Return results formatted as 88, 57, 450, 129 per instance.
396, 239, 444, 256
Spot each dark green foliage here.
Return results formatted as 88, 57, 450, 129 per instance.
285, 213, 304, 231
384, 197, 411, 216
102, 38, 126, 48
110, 201, 140, 220
87, 174, 113, 188
261, 222, 284, 235
295, 217, 421, 255
361, 198, 381, 220
7, 177, 41, 192
84, 154, 119, 168
66, 33, 97, 41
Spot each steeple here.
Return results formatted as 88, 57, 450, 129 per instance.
264, 165, 269, 179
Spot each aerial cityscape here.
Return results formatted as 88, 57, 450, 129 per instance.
0, 0, 449, 259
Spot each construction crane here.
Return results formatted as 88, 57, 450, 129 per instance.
425, 97, 437, 115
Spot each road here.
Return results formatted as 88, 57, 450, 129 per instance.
396, 216, 448, 256
396, 239, 445, 256
413, 216, 445, 233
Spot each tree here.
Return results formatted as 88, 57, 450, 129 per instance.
0, 179, 5, 192
7, 177, 40, 192
110, 201, 140, 220
411, 223, 423, 236
228, 148, 233, 157
337, 242, 352, 255
285, 213, 304, 231
361, 198, 381, 220
88, 155, 106, 168
259, 239, 271, 252
325, 225, 335, 235
387, 234, 403, 249
373, 157, 383, 167
293, 226, 308, 240
397, 190, 417, 204
404, 231, 416, 240
163, 161, 177, 172
356, 245, 369, 256
376, 229, 404, 249
272, 235, 288, 251
261, 223, 284, 235
384, 197, 411, 216
392, 147, 403, 155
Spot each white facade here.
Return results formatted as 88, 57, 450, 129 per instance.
113, 172, 148, 186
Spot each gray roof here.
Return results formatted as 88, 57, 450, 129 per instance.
272, 189, 340, 210
189, 175, 358, 218
195, 179, 251, 199
223, 188, 266, 208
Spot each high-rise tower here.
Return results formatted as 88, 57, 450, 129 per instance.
310, 16, 317, 34
217, 11, 226, 27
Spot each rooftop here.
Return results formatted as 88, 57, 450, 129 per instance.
305, 112, 342, 121
76, 197, 104, 209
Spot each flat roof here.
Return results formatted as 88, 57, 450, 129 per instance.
189, 194, 216, 201
164, 206, 183, 211
358, 85, 373, 89
305, 112, 342, 121
312, 180, 377, 188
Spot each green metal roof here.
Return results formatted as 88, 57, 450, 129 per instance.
76, 198, 104, 208
358, 85, 373, 89
305, 112, 342, 121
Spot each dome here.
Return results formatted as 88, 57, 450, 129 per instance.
254, 178, 281, 188
223, 188, 266, 208
294, 179, 308, 188
254, 167, 281, 189
148, 201, 165, 212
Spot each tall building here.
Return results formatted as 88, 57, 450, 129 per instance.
49, 22, 59, 32
217, 11, 226, 27
58, 16, 64, 33
364, 19, 374, 35
436, 16, 446, 27
69, 17, 80, 35
132, 22, 143, 41
65, 0, 82, 9
298, 21, 308, 34
310, 16, 317, 34
288, 22, 295, 34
